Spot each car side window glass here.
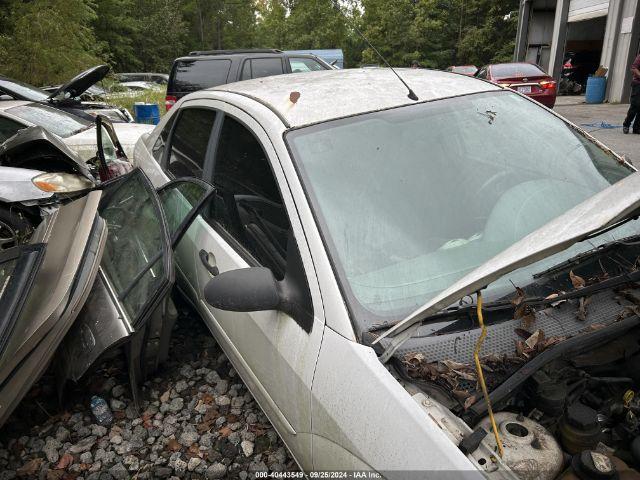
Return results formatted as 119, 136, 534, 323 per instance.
0, 117, 24, 143
167, 108, 216, 178
250, 58, 284, 79
289, 57, 326, 73
152, 114, 176, 164
208, 116, 290, 279
240, 60, 251, 81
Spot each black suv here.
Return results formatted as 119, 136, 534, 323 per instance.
165, 49, 331, 110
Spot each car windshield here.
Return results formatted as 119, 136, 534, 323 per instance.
452, 66, 477, 74
7, 103, 91, 138
0, 78, 50, 102
286, 90, 637, 330
491, 63, 545, 79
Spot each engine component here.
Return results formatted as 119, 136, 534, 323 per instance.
529, 368, 571, 416
559, 451, 640, 480
560, 402, 602, 454
477, 412, 563, 480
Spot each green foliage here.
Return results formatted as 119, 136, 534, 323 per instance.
1, 0, 519, 85
1, 0, 103, 86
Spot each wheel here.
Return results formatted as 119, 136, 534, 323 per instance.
0, 206, 37, 251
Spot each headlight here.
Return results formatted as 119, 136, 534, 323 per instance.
32, 172, 95, 193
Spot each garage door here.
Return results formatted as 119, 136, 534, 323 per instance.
568, 0, 609, 22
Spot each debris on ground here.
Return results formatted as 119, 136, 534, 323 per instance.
0, 301, 296, 479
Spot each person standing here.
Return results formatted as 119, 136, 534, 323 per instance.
623, 52, 640, 134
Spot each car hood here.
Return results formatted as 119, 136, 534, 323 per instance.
374, 170, 640, 344
64, 123, 154, 161
0, 126, 93, 180
48, 65, 110, 102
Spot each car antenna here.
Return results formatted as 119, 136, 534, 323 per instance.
335, 3, 418, 101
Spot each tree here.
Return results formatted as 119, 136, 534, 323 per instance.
94, 0, 141, 71
0, 0, 103, 85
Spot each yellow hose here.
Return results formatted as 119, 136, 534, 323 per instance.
474, 291, 504, 458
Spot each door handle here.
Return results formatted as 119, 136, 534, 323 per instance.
199, 249, 219, 276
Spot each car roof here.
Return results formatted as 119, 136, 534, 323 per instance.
209, 68, 501, 128
175, 51, 319, 62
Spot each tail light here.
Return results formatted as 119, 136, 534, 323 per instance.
165, 95, 177, 111
539, 80, 556, 90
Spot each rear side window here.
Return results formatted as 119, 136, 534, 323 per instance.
167, 108, 216, 178
172, 59, 231, 92
491, 64, 545, 79
240, 58, 284, 80
289, 57, 326, 73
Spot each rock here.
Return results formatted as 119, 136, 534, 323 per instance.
43, 437, 61, 463
80, 452, 93, 464
248, 460, 269, 473
205, 462, 227, 479
214, 380, 228, 395
173, 458, 187, 475
110, 435, 123, 445
215, 396, 230, 407
111, 385, 126, 398
91, 425, 108, 438
240, 440, 254, 457
168, 398, 183, 413
69, 436, 97, 454
187, 457, 201, 471
174, 380, 188, 393
108, 462, 128, 480
178, 425, 199, 447
154, 466, 172, 478
110, 399, 126, 411
55, 427, 70, 443
123, 455, 140, 472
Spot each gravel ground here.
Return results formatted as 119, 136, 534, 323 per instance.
0, 298, 297, 479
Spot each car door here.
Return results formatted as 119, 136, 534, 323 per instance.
185, 103, 324, 469
0, 191, 105, 425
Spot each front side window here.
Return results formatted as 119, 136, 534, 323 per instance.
167, 108, 216, 178
208, 116, 290, 279
289, 57, 326, 73
287, 91, 636, 330
7, 104, 90, 138
152, 114, 176, 163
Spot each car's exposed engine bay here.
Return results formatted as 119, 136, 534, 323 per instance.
390, 239, 640, 479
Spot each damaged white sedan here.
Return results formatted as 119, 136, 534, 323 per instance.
127, 67, 640, 479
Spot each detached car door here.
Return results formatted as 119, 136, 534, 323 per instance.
0, 191, 105, 425
58, 169, 214, 395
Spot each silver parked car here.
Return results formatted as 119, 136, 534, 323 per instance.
133, 68, 640, 478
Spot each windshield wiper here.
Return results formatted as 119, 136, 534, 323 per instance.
533, 232, 640, 279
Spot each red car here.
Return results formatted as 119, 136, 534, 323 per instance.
476, 62, 557, 108
445, 65, 478, 76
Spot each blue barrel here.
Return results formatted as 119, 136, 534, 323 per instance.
133, 103, 161, 124
585, 76, 607, 104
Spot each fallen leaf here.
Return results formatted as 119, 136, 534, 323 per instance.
577, 296, 591, 321
201, 393, 214, 405
585, 323, 606, 332
187, 443, 201, 458
160, 390, 170, 403
570, 270, 586, 289
525, 329, 544, 350
219, 426, 232, 438
55, 453, 73, 470
463, 395, 477, 410
167, 438, 181, 452
17, 458, 44, 476
512, 287, 526, 306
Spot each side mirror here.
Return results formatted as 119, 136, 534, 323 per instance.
204, 267, 280, 313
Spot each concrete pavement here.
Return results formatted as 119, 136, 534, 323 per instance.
554, 96, 640, 167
